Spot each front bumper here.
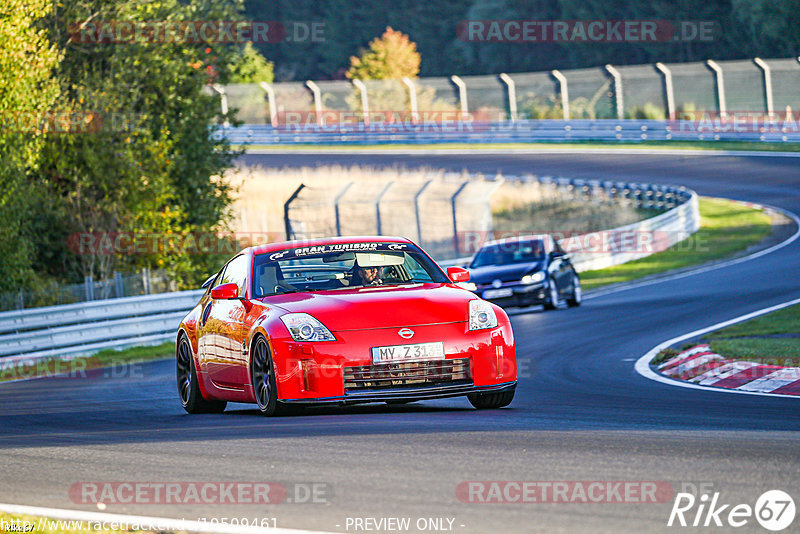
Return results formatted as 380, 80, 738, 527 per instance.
268, 320, 516, 403
282, 381, 517, 405
474, 282, 547, 307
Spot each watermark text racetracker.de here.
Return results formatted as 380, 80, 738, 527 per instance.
457, 481, 675, 503
69, 481, 330, 505
68, 20, 325, 44
457, 20, 717, 43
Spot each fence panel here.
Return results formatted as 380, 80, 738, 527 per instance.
766, 59, 800, 113
616, 64, 666, 119
665, 61, 717, 113
508, 71, 561, 119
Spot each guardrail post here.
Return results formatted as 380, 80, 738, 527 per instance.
753, 57, 774, 116
450, 75, 468, 120
374, 181, 394, 235
334, 182, 354, 236
258, 81, 278, 126
605, 64, 624, 119
498, 73, 518, 123
655, 62, 676, 120
84, 276, 94, 301
210, 84, 229, 127
551, 70, 570, 120
305, 80, 323, 125
450, 181, 470, 256
284, 184, 306, 240
414, 180, 433, 244
706, 60, 727, 118
401, 77, 418, 123
351, 79, 370, 125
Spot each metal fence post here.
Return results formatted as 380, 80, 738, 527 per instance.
706, 60, 727, 117
401, 77, 418, 123
142, 269, 151, 295
84, 276, 94, 301
374, 181, 394, 235
334, 182, 354, 236
258, 81, 278, 126
655, 62, 675, 120
210, 84, 229, 127
753, 57, 774, 116
498, 73, 518, 123
605, 64, 624, 119
450, 181, 469, 256
114, 271, 124, 298
551, 70, 570, 119
305, 80, 323, 125
351, 79, 370, 125
284, 184, 306, 240
450, 75, 468, 119
414, 180, 433, 243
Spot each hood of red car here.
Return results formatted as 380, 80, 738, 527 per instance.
263, 283, 472, 330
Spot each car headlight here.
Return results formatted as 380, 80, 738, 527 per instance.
521, 271, 546, 284
280, 313, 335, 342
456, 281, 477, 291
469, 299, 498, 331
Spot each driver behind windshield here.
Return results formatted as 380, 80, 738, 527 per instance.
353, 265, 382, 286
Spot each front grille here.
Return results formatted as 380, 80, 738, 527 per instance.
343, 358, 472, 393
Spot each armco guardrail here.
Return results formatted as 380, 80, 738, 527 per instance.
0, 290, 202, 369
217, 119, 800, 145
0, 176, 700, 368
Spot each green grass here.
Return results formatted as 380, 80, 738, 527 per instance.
580, 197, 773, 290
0, 342, 175, 382
238, 140, 800, 152
707, 303, 800, 366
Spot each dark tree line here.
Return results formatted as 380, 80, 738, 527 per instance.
245, 0, 800, 80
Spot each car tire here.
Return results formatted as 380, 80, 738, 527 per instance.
251, 335, 281, 416
566, 273, 582, 307
467, 389, 515, 409
543, 278, 560, 310
177, 334, 227, 414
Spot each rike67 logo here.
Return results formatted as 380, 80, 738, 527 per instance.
668, 490, 795, 531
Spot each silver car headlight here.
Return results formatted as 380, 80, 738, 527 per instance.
469, 299, 498, 331
521, 271, 546, 284
280, 313, 335, 342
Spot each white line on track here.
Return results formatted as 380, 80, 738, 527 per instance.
0, 503, 334, 534
634, 296, 800, 399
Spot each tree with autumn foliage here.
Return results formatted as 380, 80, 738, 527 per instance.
346, 27, 420, 80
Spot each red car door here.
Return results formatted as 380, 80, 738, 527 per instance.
198, 254, 250, 390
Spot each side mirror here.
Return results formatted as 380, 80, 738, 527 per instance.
210, 282, 239, 300
447, 266, 471, 283
550, 251, 566, 260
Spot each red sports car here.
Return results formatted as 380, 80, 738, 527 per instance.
176, 236, 517, 415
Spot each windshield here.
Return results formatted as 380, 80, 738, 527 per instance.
470, 240, 546, 268
252, 242, 449, 297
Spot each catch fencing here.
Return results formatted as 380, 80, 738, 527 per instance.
210, 57, 800, 143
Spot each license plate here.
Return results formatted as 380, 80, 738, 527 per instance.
483, 288, 513, 299
371, 342, 445, 363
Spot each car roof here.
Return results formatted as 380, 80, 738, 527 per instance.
247, 236, 414, 256
481, 234, 552, 247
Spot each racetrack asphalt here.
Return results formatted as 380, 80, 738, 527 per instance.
1, 151, 798, 533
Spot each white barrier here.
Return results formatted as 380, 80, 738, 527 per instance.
0, 290, 202, 368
